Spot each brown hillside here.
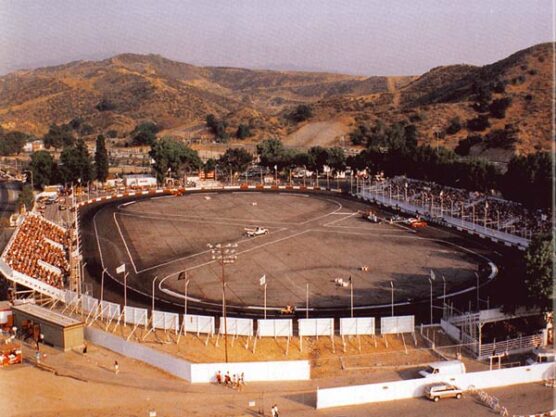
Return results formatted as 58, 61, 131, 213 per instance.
0, 43, 552, 161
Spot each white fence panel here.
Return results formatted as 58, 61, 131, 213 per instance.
219, 317, 253, 336
124, 306, 148, 326
81, 295, 99, 313
183, 314, 215, 335
257, 319, 293, 337
64, 290, 79, 306
298, 318, 334, 337
152, 310, 179, 331
100, 300, 121, 320
380, 315, 415, 334
340, 317, 375, 336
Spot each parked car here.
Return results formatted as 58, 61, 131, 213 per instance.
526, 348, 556, 365
419, 360, 466, 378
424, 383, 463, 402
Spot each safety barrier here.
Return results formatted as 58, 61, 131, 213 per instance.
316, 362, 555, 409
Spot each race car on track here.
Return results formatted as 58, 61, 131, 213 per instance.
244, 227, 269, 237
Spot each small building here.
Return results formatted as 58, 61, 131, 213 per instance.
23, 140, 44, 153
123, 174, 157, 188
11, 303, 84, 351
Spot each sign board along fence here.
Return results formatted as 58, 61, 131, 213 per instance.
99, 300, 121, 320
64, 290, 79, 306
152, 310, 180, 332
124, 306, 148, 327
298, 318, 334, 337
81, 295, 99, 313
340, 317, 375, 336
183, 314, 215, 335
380, 315, 415, 335
257, 319, 293, 338
219, 317, 254, 337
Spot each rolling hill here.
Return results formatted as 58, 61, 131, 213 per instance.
0, 42, 552, 161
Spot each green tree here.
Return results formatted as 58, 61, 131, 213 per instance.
523, 234, 554, 312
94, 135, 109, 183
131, 122, 159, 146
0, 131, 30, 155
489, 97, 512, 119
43, 124, 75, 149
308, 146, 330, 172
256, 138, 287, 169
236, 124, 251, 139
29, 151, 56, 189
18, 185, 34, 211
149, 137, 202, 183
59, 139, 93, 184
218, 148, 253, 175
205, 114, 229, 142
289, 105, 312, 123
326, 147, 346, 173
203, 158, 217, 173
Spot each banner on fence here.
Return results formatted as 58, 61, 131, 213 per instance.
257, 319, 293, 337
100, 300, 121, 320
64, 290, 79, 306
152, 310, 179, 331
298, 318, 334, 337
219, 317, 253, 336
340, 317, 375, 336
380, 315, 415, 334
183, 314, 215, 335
81, 295, 99, 313
124, 306, 148, 326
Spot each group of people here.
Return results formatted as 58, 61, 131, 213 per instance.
215, 370, 245, 390
373, 177, 551, 238
4, 214, 71, 288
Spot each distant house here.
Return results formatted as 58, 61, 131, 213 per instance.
23, 140, 44, 153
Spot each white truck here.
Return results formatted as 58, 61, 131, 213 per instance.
419, 360, 466, 378
245, 227, 269, 237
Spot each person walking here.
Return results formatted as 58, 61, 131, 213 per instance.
215, 370, 222, 384
114, 360, 119, 374
271, 404, 279, 417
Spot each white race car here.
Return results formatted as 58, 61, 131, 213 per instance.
245, 227, 269, 237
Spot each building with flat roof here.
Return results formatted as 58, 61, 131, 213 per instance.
11, 303, 84, 351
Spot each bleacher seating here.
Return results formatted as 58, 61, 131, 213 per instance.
4, 214, 70, 288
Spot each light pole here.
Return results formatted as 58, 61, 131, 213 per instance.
441, 275, 446, 315
100, 268, 107, 306
350, 276, 354, 318
151, 275, 159, 313
428, 277, 433, 324
274, 165, 278, 185
390, 281, 394, 317
177, 271, 190, 316
208, 242, 238, 363
80, 262, 87, 295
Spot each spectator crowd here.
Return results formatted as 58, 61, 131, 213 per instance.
3, 214, 71, 288
368, 176, 551, 238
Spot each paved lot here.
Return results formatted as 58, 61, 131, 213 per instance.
84, 192, 485, 313
3, 341, 553, 417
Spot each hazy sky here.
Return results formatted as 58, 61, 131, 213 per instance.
0, 0, 553, 76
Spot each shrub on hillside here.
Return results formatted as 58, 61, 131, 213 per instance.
454, 135, 483, 156
467, 115, 490, 132
489, 97, 512, 119
446, 117, 462, 135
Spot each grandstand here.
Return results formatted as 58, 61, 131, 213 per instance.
1, 213, 71, 289
364, 176, 551, 239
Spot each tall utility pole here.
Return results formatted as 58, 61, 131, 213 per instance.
208, 243, 238, 363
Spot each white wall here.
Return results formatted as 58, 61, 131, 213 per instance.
85, 327, 310, 383
190, 360, 310, 383
316, 363, 555, 409
85, 327, 192, 381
